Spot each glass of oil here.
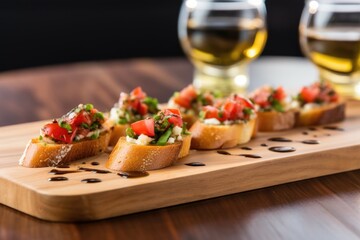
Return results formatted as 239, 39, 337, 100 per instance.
300, 0, 360, 99
178, 0, 267, 96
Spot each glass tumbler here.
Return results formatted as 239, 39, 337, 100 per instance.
300, 0, 360, 99
178, 0, 267, 96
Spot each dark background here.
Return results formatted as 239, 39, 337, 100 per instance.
0, 0, 305, 72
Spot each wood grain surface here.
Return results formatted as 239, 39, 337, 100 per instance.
1, 57, 360, 239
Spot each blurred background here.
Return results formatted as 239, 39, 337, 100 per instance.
0, 0, 305, 72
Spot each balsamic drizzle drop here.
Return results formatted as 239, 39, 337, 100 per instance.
118, 171, 149, 178
185, 162, 206, 167
81, 178, 102, 183
217, 150, 232, 155
48, 177, 68, 182
268, 137, 293, 142
49, 169, 80, 175
268, 146, 296, 153
240, 146, 252, 150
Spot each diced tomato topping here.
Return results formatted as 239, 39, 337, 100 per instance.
273, 87, 286, 101
202, 106, 229, 122
68, 110, 91, 127
138, 103, 148, 116
162, 109, 183, 127
174, 85, 198, 109
164, 108, 181, 116
300, 86, 320, 103
42, 123, 77, 144
233, 95, 255, 109
131, 118, 155, 137
131, 87, 146, 99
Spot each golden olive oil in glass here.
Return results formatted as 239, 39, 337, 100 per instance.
299, 1, 360, 99
178, 0, 267, 96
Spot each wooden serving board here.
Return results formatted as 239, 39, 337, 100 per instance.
1, 101, 360, 222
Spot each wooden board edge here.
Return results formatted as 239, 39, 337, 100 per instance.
1, 144, 360, 222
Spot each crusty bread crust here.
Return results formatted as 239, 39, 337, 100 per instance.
189, 118, 257, 150
257, 110, 298, 132
178, 134, 192, 158
19, 131, 111, 168
106, 137, 182, 171
296, 102, 346, 127
109, 124, 128, 146
182, 113, 197, 129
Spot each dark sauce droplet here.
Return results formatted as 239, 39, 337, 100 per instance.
48, 176, 68, 182
308, 127, 317, 131
82, 162, 86, 164
91, 161, 100, 166
301, 140, 319, 145
240, 146, 252, 150
302, 131, 309, 135
81, 178, 102, 183
323, 126, 344, 131
118, 171, 149, 178
49, 169, 79, 175
217, 150, 232, 155
269, 146, 296, 153
78, 167, 111, 174
268, 137, 293, 142
56, 164, 70, 168
238, 154, 262, 159
260, 143, 268, 147
185, 162, 206, 167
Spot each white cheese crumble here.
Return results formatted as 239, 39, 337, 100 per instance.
167, 137, 175, 144
126, 134, 154, 145
109, 107, 124, 123
203, 118, 221, 125
303, 103, 321, 112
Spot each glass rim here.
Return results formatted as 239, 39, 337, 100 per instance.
183, 0, 265, 10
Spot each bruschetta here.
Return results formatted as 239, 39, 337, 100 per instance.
19, 104, 111, 168
106, 109, 191, 171
190, 95, 257, 150
108, 87, 159, 146
294, 81, 345, 126
249, 86, 298, 131
168, 85, 217, 128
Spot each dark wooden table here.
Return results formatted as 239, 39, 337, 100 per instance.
1, 57, 360, 240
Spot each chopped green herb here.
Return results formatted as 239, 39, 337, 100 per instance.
90, 131, 100, 139
59, 120, 72, 132
118, 117, 128, 124
93, 112, 104, 121
39, 135, 43, 141
126, 127, 136, 138
199, 111, 206, 120
84, 104, 94, 112
243, 108, 253, 116
156, 127, 173, 146
142, 97, 159, 114
81, 123, 89, 129
271, 100, 284, 112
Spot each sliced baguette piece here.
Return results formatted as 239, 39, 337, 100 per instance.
178, 134, 192, 158
182, 113, 197, 129
296, 101, 346, 127
189, 118, 257, 150
108, 124, 128, 146
106, 137, 182, 171
19, 131, 111, 168
257, 110, 299, 132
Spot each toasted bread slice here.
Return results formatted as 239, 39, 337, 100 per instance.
257, 110, 298, 132
189, 118, 257, 150
296, 102, 346, 127
178, 134, 192, 158
182, 113, 197, 129
19, 131, 111, 168
108, 124, 128, 146
106, 137, 182, 171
